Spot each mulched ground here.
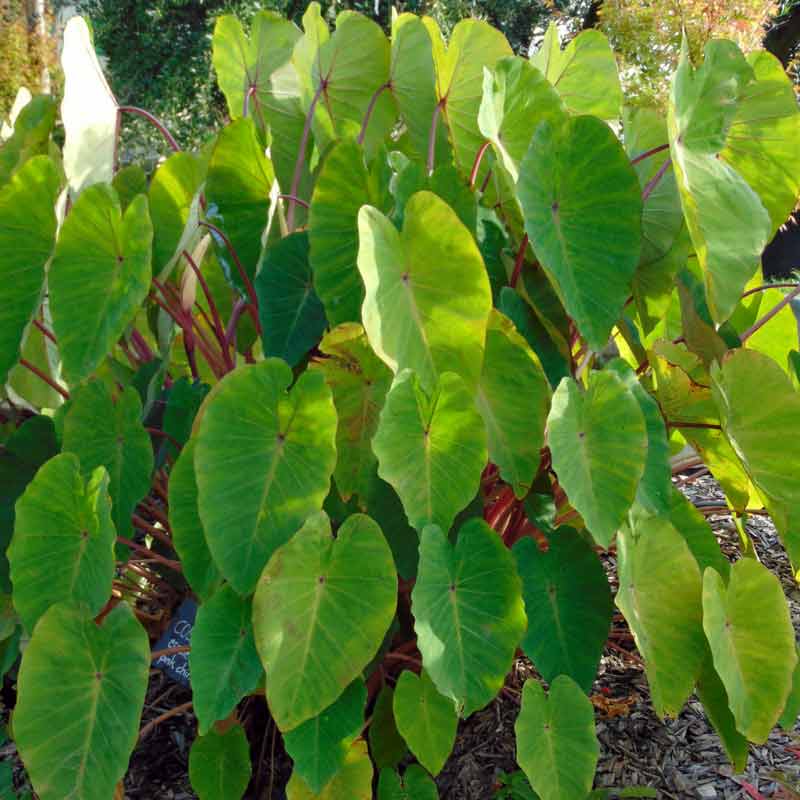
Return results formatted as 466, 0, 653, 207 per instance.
2, 472, 799, 799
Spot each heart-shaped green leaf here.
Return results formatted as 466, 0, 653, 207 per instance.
547, 371, 647, 547
720, 50, 800, 235
309, 140, 377, 326
211, 11, 303, 196
378, 765, 439, 800
357, 190, 492, 392
189, 723, 252, 800
62, 382, 153, 539
284, 678, 366, 793
373, 370, 487, 534
168, 440, 221, 600
514, 528, 613, 693
412, 518, 526, 717
478, 56, 564, 182
477, 310, 550, 499
616, 519, 705, 717
518, 116, 642, 351
14, 602, 149, 800
668, 40, 771, 323
311, 323, 392, 504
702, 559, 797, 742
205, 118, 274, 285
307, 11, 395, 157
530, 23, 622, 119
433, 19, 511, 176
195, 359, 337, 594
0, 155, 59, 385
9, 453, 115, 632
515, 675, 599, 800
390, 14, 444, 162
711, 349, 800, 572
50, 185, 153, 385
190, 585, 263, 734
287, 739, 373, 800
393, 669, 457, 775
253, 512, 396, 731
256, 231, 327, 367
60, 16, 118, 195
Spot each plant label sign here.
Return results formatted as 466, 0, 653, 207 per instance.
152, 598, 196, 687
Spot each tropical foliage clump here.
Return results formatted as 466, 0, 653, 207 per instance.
1, 3, 800, 798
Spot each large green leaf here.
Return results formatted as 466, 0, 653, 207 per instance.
211, 11, 303, 195
0, 156, 59, 385
309, 140, 375, 326
194, 359, 337, 594
311, 323, 392, 503
50, 185, 152, 385
149, 152, 204, 276
513, 528, 612, 693
14, 603, 149, 800
256, 232, 327, 367
607, 359, 671, 515
253, 512, 396, 731
433, 19, 511, 176
390, 14, 445, 162
189, 724, 252, 800
515, 675, 599, 800
212, 10, 300, 124
411, 518, 527, 717
720, 50, 800, 235
517, 116, 642, 351
477, 310, 550, 499
284, 678, 366, 793
711, 349, 800, 572
530, 23, 622, 119
9, 454, 115, 632
378, 765, 439, 800
286, 739, 373, 800
478, 56, 564, 182
393, 669, 457, 776
60, 16, 118, 195
62, 382, 153, 539
190, 585, 263, 734
205, 118, 275, 285
0, 95, 55, 187
373, 370, 487, 534
312, 11, 395, 155
358, 191, 492, 391
615, 519, 705, 717
168, 440, 221, 600
702, 559, 796, 742
547, 372, 647, 547
668, 40, 771, 324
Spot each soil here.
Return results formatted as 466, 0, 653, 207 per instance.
2, 472, 799, 799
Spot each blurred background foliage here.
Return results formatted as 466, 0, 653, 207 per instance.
2, 0, 799, 155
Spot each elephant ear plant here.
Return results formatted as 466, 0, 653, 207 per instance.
1, 7, 800, 799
